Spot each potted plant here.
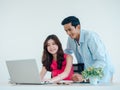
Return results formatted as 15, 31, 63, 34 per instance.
81, 67, 104, 85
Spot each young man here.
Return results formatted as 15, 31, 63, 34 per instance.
61, 16, 114, 83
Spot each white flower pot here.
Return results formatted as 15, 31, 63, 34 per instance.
89, 77, 98, 85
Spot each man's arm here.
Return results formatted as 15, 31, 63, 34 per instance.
88, 33, 107, 68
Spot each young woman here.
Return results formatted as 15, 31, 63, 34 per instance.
40, 34, 74, 83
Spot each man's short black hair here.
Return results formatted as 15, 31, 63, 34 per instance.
61, 16, 80, 28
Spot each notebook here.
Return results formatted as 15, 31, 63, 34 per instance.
6, 59, 46, 85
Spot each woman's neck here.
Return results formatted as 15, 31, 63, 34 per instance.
53, 54, 57, 60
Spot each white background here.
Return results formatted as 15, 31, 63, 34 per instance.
0, 0, 120, 83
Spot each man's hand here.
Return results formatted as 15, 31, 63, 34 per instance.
72, 73, 83, 82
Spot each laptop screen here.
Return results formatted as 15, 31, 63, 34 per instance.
6, 59, 42, 84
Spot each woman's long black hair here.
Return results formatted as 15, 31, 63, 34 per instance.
42, 34, 64, 71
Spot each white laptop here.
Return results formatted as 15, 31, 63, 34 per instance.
6, 59, 45, 85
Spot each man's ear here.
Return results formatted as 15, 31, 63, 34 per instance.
77, 25, 80, 30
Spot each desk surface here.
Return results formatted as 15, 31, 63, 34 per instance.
0, 82, 120, 90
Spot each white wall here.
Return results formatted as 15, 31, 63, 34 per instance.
0, 0, 120, 83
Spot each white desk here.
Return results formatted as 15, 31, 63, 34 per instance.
0, 82, 120, 90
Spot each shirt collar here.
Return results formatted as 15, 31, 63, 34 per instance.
79, 29, 84, 43
74, 29, 84, 45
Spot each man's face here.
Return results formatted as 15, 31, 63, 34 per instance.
63, 23, 80, 40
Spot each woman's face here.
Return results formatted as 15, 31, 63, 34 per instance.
47, 39, 58, 55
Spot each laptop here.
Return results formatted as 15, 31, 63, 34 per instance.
6, 59, 46, 85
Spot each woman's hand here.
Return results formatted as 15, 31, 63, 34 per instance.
72, 73, 83, 82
